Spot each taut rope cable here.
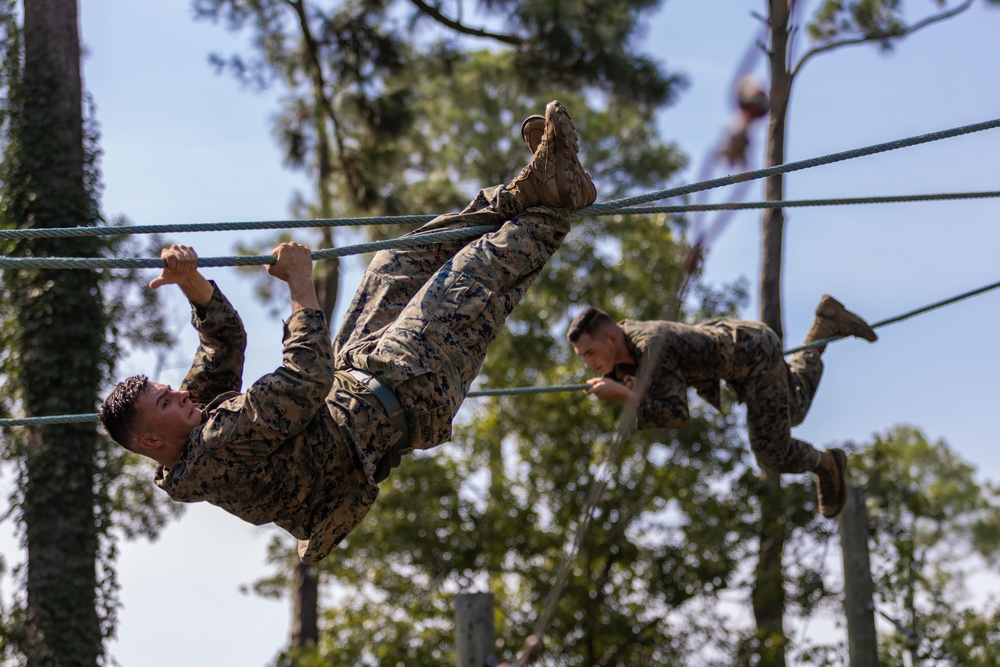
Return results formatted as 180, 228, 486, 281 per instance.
4, 279, 1000, 428
0, 225, 501, 270
0, 384, 592, 426
2, 190, 998, 241
613, 190, 1000, 215
585, 117, 1000, 213
2, 278, 999, 427
0, 214, 439, 240
1, 117, 998, 266
784, 277, 1000, 354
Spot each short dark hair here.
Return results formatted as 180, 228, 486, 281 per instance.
567, 306, 616, 343
99, 374, 149, 451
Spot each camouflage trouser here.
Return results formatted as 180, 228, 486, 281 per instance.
738, 326, 825, 474
334, 186, 569, 452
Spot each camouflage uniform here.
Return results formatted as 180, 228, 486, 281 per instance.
155, 186, 569, 563
610, 319, 824, 474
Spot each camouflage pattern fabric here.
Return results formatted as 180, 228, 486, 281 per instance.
155, 186, 570, 564
334, 186, 569, 451
610, 319, 824, 474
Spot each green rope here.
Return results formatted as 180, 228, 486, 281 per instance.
585, 117, 1000, 213
1, 117, 998, 268
0, 224, 501, 270
2, 278, 999, 427
785, 278, 1000, 354
0, 384, 592, 427
4, 279, 999, 427
2, 190, 998, 241
613, 190, 1000, 216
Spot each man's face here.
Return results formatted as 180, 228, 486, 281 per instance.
135, 381, 202, 448
572, 331, 619, 375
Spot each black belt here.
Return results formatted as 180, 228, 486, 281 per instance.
345, 368, 412, 456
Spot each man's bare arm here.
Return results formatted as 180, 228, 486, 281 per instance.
266, 242, 321, 313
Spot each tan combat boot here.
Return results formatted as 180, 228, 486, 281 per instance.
803, 294, 878, 352
520, 114, 545, 153
505, 100, 597, 212
814, 448, 847, 518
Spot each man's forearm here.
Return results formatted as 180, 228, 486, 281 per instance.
287, 275, 322, 313
177, 272, 215, 307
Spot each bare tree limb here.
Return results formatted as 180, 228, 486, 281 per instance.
407, 0, 524, 45
791, 0, 974, 79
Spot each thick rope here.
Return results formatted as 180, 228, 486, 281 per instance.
3, 278, 999, 426
1, 117, 997, 268
585, 117, 1000, 213
784, 278, 1000, 354
0, 225, 501, 270
0, 214, 438, 240
3, 277, 999, 428
613, 190, 1000, 215
2, 190, 998, 241
0, 384, 592, 427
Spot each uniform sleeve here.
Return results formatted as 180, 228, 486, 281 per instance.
635, 365, 690, 430
180, 283, 248, 405
208, 308, 335, 446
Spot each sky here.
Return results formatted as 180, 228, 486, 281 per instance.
3, 0, 1000, 665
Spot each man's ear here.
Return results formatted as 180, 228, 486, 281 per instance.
137, 432, 162, 452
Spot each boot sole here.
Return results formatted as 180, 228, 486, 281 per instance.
817, 296, 878, 342
821, 448, 848, 519
543, 101, 596, 210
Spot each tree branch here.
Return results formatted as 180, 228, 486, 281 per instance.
407, 0, 523, 45
791, 0, 974, 79
284, 0, 355, 200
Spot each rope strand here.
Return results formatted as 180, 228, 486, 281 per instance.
1, 190, 998, 241
0, 117, 997, 267
5, 278, 998, 424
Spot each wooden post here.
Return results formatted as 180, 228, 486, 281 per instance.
455, 592, 497, 667
839, 485, 879, 667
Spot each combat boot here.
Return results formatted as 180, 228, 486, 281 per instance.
520, 114, 545, 153
803, 294, 878, 352
814, 448, 847, 519
505, 100, 597, 213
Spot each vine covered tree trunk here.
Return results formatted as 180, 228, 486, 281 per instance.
14, 0, 105, 663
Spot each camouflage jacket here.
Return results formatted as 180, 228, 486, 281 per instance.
607, 318, 777, 430
153, 285, 401, 564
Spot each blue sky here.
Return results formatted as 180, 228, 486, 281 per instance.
3, 0, 1000, 664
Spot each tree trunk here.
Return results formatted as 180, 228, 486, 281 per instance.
290, 562, 319, 647
839, 487, 879, 667
751, 2, 792, 665
18, 0, 105, 664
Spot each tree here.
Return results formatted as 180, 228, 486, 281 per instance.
751, 2, 999, 663
846, 426, 1000, 666
0, 1, 179, 663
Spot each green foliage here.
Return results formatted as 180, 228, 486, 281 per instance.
805, 0, 999, 57
810, 0, 906, 44
194, 0, 687, 319
848, 426, 1000, 666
